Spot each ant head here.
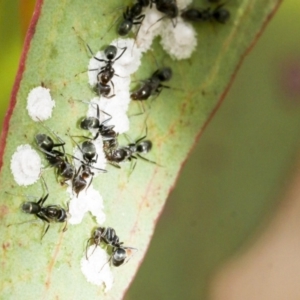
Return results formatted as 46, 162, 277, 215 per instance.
213, 7, 230, 24
156, 67, 172, 82
118, 20, 133, 36
80, 117, 99, 130
35, 134, 54, 151
104, 45, 117, 60
137, 140, 152, 154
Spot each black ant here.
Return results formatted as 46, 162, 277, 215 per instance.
181, 3, 230, 24
80, 104, 118, 142
87, 44, 127, 98
7, 177, 70, 239
72, 27, 127, 98
35, 123, 74, 184
118, 0, 151, 36
68, 136, 107, 196
105, 127, 157, 171
130, 67, 172, 111
86, 227, 137, 267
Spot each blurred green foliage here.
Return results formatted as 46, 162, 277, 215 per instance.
0, 1, 22, 128
1, 0, 300, 299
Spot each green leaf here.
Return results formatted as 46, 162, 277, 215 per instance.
0, 0, 282, 299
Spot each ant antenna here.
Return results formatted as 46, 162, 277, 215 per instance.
100, 5, 126, 40
7, 219, 40, 228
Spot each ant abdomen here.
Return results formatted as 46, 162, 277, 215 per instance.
112, 248, 127, 267
154, 67, 172, 82
21, 202, 41, 214
130, 83, 153, 100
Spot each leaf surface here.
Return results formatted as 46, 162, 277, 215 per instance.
0, 0, 282, 299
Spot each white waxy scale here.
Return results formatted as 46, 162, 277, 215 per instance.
26, 86, 55, 121
10, 144, 42, 186
81, 246, 114, 292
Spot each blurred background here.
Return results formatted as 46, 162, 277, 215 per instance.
1, 0, 300, 299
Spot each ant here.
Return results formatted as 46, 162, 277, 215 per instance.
130, 67, 172, 112
86, 227, 137, 267
7, 177, 70, 239
87, 44, 127, 98
181, 3, 230, 24
35, 123, 74, 184
105, 127, 157, 171
118, 0, 151, 36
72, 27, 126, 98
68, 135, 107, 196
80, 104, 118, 142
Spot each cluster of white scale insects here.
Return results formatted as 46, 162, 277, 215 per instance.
10, 0, 196, 292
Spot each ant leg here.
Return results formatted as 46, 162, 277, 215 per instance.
90, 165, 107, 173
114, 46, 127, 62
37, 214, 50, 239
171, 17, 177, 28
146, 16, 166, 34
129, 159, 137, 177
85, 44, 107, 64
108, 80, 116, 98
108, 161, 121, 169
123, 246, 138, 265
40, 175, 49, 205
100, 110, 114, 127
38, 194, 49, 207
131, 14, 145, 54
69, 134, 94, 141
85, 175, 94, 193
62, 220, 68, 232
135, 124, 148, 144
99, 254, 113, 272
137, 154, 162, 166
41, 224, 50, 240
85, 237, 94, 260
67, 132, 84, 152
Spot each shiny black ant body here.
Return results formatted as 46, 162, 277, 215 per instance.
105, 128, 156, 170
35, 125, 74, 184
181, 3, 230, 24
130, 67, 172, 102
68, 136, 107, 196
7, 177, 69, 238
86, 227, 136, 267
106, 138, 152, 165
118, 0, 150, 36
87, 44, 127, 98
80, 104, 118, 142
